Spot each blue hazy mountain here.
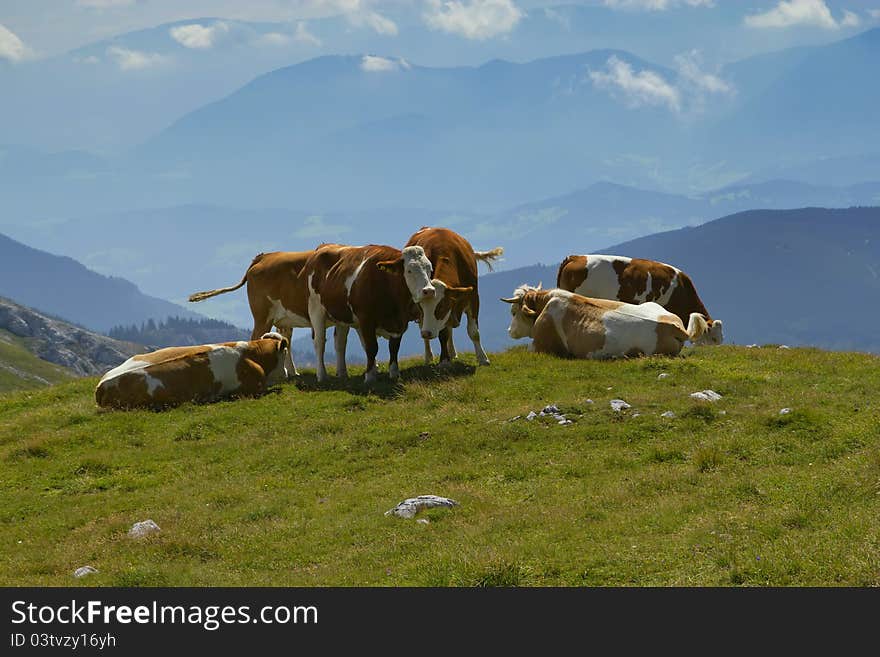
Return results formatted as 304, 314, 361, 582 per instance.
0, 232, 204, 333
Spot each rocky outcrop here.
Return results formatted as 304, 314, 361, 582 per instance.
0, 297, 143, 376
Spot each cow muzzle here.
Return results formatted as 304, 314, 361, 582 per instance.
421, 329, 434, 340
421, 286, 436, 299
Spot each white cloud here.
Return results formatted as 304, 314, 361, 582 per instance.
603, 0, 714, 9
348, 10, 399, 35
257, 32, 291, 46
841, 10, 861, 27
674, 50, 733, 95
745, 0, 858, 30
590, 56, 681, 112
870, 9, 880, 19
76, 0, 136, 7
106, 45, 169, 70
169, 21, 231, 49
294, 22, 323, 46
0, 23, 31, 62
424, 0, 523, 40
360, 54, 409, 72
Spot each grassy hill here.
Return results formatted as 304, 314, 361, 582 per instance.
0, 329, 73, 393
1, 346, 878, 586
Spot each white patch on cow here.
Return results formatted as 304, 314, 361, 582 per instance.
345, 259, 367, 297
267, 296, 309, 329
418, 279, 453, 339
376, 328, 403, 339
601, 301, 672, 357
633, 272, 652, 303
99, 355, 152, 384
573, 255, 628, 299
401, 246, 434, 303
544, 297, 571, 353
143, 372, 165, 394
207, 345, 243, 393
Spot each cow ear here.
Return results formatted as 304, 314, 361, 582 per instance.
280, 337, 290, 351
377, 258, 403, 274
522, 305, 538, 317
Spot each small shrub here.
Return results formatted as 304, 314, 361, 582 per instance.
692, 444, 723, 472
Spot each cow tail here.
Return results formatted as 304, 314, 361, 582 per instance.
188, 253, 265, 302
685, 313, 709, 343
473, 246, 504, 271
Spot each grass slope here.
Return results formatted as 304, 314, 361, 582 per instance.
1, 346, 878, 586
0, 329, 74, 393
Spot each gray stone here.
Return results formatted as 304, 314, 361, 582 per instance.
73, 566, 98, 578
658, 373, 670, 379
779, 408, 792, 415
385, 495, 458, 519
526, 411, 537, 421
661, 411, 676, 419
610, 399, 631, 412
128, 519, 161, 538
690, 390, 722, 402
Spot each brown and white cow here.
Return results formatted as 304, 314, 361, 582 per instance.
188, 250, 330, 375
302, 244, 430, 384
556, 255, 723, 345
403, 227, 503, 366
95, 332, 289, 409
501, 285, 709, 359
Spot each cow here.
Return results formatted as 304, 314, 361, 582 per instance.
402, 227, 504, 366
556, 255, 723, 345
188, 250, 329, 376
95, 332, 289, 409
302, 244, 431, 384
501, 285, 710, 359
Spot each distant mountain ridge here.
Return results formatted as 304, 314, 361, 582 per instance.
0, 232, 204, 333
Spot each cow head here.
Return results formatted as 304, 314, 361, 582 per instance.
417, 280, 473, 339
261, 332, 290, 383
699, 319, 724, 346
500, 284, 542, 339
377, 246, 435, 304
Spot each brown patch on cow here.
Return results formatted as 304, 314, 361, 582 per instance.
532, 313, 570, 357
556, 255, 588, 291
405, 227, 483, 329
666, 271, 712, 325
654, 315, 688, 356
560, 297, 607, 357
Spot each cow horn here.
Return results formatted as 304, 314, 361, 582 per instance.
500, 297, 518, 304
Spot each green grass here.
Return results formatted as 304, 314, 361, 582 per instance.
1, 345, 879, 586
0, 329, 73, 393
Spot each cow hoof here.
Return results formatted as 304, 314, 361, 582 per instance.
438, 359, 453, 370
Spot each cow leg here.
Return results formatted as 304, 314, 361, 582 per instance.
466, 300, 490, 366
423, 338, 434, 365
446, 329, 457, 360
357, 326, 380, 385
388, 335, 402, 380
309, 306, 329, 383
438, 327, 452, 368
334, 325, 350, 379
280, 326, 297, 377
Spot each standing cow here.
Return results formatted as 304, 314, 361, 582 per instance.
188, 250, 331, 375
556, 255, 723, 345
402, 227, 503, 366
502, 285, 709, 359
302, 244, 432, 384
95, 332, 289, 409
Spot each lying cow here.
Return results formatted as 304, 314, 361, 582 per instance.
302, 244, 429, 384
401, 227, 503, 366
501, 285, 710, 358
188, 250, 329, 375
95, 332, 289, 409
556, 254, 722, 345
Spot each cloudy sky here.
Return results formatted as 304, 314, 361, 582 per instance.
1, 0, 877, 62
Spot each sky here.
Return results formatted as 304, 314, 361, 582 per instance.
1, 0, 878, 63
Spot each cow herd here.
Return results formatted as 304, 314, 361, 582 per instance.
94, 226, 722, 409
